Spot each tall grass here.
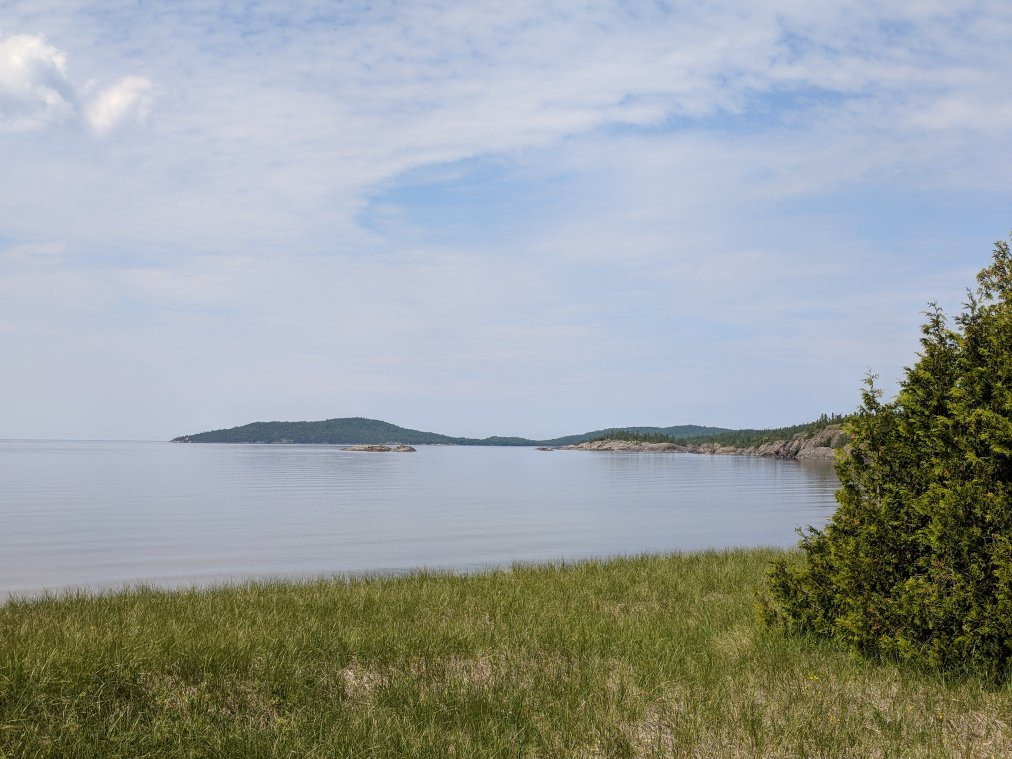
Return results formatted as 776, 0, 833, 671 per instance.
2, 550, 1010, 757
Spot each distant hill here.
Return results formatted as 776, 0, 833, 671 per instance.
173, 418, 458, 445
171, 417, 731, 446
570, 425, 731, 445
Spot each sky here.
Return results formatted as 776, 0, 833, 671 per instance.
1, 1, 1011, 441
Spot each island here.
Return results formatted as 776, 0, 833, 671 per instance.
342, 444, 416, 452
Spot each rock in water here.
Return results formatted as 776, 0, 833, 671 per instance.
342, 444, 416, 452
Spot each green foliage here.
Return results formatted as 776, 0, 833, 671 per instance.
764, 237, 1012, 681
590, 429, 688, 443
580, 424, 732, 444
593, 415, 848, 447
676, 414, 849, 448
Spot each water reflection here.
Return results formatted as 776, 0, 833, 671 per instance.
0, 441, 839, 597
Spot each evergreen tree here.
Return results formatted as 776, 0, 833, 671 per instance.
764, 237, 1012, 680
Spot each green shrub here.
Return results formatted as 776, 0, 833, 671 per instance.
764, 237, 1012, 681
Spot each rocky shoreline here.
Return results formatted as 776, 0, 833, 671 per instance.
550, 426, 847, 461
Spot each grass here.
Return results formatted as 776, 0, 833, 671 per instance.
2, 550, 1010, 757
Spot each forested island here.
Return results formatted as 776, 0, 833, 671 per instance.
171, 417, 732, 446
170, 415, 850, 453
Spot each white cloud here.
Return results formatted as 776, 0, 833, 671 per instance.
0, 32, 153, 134
84, 75, 154, 134
0, 33, 75, 131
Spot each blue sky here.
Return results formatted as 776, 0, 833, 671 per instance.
1, 1, 1011, 440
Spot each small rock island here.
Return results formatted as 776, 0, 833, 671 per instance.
341, 444, 416, 452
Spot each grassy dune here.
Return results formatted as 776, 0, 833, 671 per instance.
2, 550, 1010, 757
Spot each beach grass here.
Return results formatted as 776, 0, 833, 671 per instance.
2, 550, 1010, 757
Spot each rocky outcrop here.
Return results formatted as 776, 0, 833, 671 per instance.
685, 426, 847, 461
552, 426, 847, 461
342, 444, 416, 452
555, 440, 687, 452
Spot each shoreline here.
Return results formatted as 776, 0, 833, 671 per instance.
550, 425, 847, 461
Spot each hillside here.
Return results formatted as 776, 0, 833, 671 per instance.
173, 418, 458, 445
590, 414, 849, 447
565, 424, 730, 445
668, 413, 848, 447
171, 417, 730, 446
560, 424, 848, 460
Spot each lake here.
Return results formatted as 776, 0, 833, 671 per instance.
0, 441, 839, 598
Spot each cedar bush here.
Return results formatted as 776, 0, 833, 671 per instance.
764, 237, 1012, 680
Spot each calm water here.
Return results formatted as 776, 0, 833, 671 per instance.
0, 441, 839, 598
